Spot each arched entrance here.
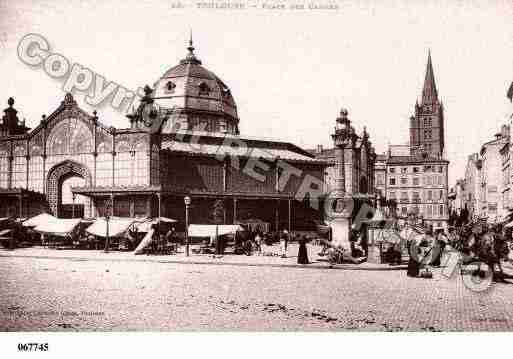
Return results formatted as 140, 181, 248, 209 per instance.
46, 160, 92, 218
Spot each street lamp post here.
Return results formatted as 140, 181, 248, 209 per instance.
184, 196, 191, 257
104, 196, 113, 253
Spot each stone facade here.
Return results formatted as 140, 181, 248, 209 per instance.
461, 125, 512, 222
381, 151, 449, 229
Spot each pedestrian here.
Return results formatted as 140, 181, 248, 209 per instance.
150, 224, 159, 254
165, 227, 176, 253
254, 231, 263, 255
431, 229, 446, 267
406, 228, 424, 277
280, 230, 288, 258
297, 235, 310, 264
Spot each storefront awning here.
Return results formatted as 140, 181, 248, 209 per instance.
188, 224, 244, 237
86, 217, 135, 237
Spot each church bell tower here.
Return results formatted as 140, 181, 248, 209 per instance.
409, 51, 445, 158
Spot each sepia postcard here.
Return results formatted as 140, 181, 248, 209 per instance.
1, 0, 513, 357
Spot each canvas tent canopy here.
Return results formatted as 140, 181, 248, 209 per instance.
86, 217, 135, 238
135, 217, 178, 233
23, 213, 57, 227
188, 224, 244, 238
33, 218, 81, 237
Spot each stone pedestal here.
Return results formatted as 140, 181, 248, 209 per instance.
366, 244, 383, 264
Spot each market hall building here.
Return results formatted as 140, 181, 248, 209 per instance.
0, 41, 328, 231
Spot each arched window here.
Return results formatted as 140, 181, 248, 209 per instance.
166, 81, 176, 93
47, 119, 93, 155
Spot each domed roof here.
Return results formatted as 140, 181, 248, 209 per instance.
152, 39, 239, 133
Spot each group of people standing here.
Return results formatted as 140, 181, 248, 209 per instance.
404, 219, 511, 280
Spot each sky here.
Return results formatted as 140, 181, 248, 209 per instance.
0, 0, 512, 187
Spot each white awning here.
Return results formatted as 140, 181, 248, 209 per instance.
134, 217, 178, 233
23, 213, 57, 227
505, 220, 513, 228
33, 218, 81, 237
86, 217, 135, 237
188, 224, 244, 238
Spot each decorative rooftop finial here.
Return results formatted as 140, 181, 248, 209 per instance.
7, 97, 14, 107
143, 85, 153, 95
363, 126, 369, 140
188, 29, 195, 55
181, 30, 202, 65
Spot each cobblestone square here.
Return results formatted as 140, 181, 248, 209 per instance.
2, 247, 513, 331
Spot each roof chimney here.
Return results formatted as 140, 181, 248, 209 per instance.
316, 144, 323, 154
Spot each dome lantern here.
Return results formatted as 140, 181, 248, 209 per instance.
151, 36, 239, 135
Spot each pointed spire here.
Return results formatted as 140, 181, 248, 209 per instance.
421, 49, 438, 105
187, 29, 194, 55
181, 29, 202, 65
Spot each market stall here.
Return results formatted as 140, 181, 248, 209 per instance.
32, 217, 82, 247
188, 224, 245, 254
22, 213, 57, 228
188, 224, 244, 238
33, 218, 81, 236
135, 216, 177, 233
86, 217, 135, 238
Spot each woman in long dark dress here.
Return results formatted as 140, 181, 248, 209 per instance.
407, 230, 422, 277
297, 235, 310, 264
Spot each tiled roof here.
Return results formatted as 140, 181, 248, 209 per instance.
161, 140, 328, 164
